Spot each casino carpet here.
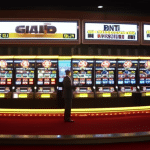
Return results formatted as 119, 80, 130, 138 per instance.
0, 112, 150, 150
0, 113, 150, 135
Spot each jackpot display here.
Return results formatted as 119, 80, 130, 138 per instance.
143, 24, 150, 41
36, 59, 57, 98
13, 59, 35, 98
85, 22, 138, 40
72, 59, 94, 98
0, 60, 13, 98
0, 20, 79, 44
83, 21, 140, 45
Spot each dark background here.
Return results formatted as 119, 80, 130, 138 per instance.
0, 0, 150, 56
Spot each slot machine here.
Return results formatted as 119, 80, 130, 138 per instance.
139, 60, 150, 97
95, 59, 117, 98
35, 57, 58, 99
117, 59, 138, 97
0, 57, 14, 99
13, 58, 36, 99
72, 57, 94, 98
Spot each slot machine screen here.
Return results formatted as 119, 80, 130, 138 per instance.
0, 60, 13, 86
95, 60, 116, 85
117, 60, 138, 85
14, 60, 35, 85
72, 60, 94, 85
139, 60, 150, 84
58, 60, 71, 82
36, 60, 57, 85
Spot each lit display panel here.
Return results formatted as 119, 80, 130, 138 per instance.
58, 60, 71, 82
83, 20, 140, 45
36, 60, 57, 85
14, 60, 35, 85
139, 60, 150, 85
0, 20, 80, 44
72, 60, 94, 86
0, 60, 13, 86
117, 60, 138, 85
95, 60, 116, 85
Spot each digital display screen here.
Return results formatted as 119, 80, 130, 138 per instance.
143, 24, 150, 41
139, 60, 150, 85
58, 60, 71, 82
117, 60, 138, 85
38, 87, 55, 93
72, 60, 93, 85
14, 60, 35, 85
0, 60, 13, 85
37, 60, 57, 85
16, 87, 32, 92
0, 21, 78, 40
98, 87, 114, 92
120, 86, 136, 92
85, 22, 138, 41
95, 60, 116, 85
75, 87, 92, 93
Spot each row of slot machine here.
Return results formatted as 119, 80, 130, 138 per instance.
1, 56, 150, 99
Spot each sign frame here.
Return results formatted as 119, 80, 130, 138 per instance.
141, 22, 150, 45
0, 18, 81, 45
82, 20, 140, 45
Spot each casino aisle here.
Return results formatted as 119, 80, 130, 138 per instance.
0, 107, 150, 149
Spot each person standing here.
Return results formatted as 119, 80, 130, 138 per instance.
63, 70, 74, 122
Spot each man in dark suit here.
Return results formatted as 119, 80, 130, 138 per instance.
63, 70, 74, 122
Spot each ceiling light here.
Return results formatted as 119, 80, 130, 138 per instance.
98, 6, 103, 8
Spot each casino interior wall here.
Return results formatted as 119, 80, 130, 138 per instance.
0, 45, 149, 56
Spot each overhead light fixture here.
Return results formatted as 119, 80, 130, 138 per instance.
98, 6, 103, 8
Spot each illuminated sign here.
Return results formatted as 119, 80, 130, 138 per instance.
83, 21, 140, 45
143, 24, 150, 41
0, 20, 80, 44
85, 23, 137, 40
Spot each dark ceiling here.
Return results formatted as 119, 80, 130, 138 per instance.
1, 0, 150, 15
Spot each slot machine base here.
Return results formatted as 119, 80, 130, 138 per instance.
0, 92, 12, 99
96, 92, 117, 98
35, 93, 57, 99
118, 92, 133, 97
73, 93, 94, 98
13, 92, 34, 99
141, 92, 150, 97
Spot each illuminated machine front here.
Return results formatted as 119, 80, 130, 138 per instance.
35, 58, 58, 99
95, 59, 117, 98
13, 59, 35, 99
117, 60, 138, 97
139, 60, 150, 97
0, 58, 13, 98
72, 58, 94, 98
